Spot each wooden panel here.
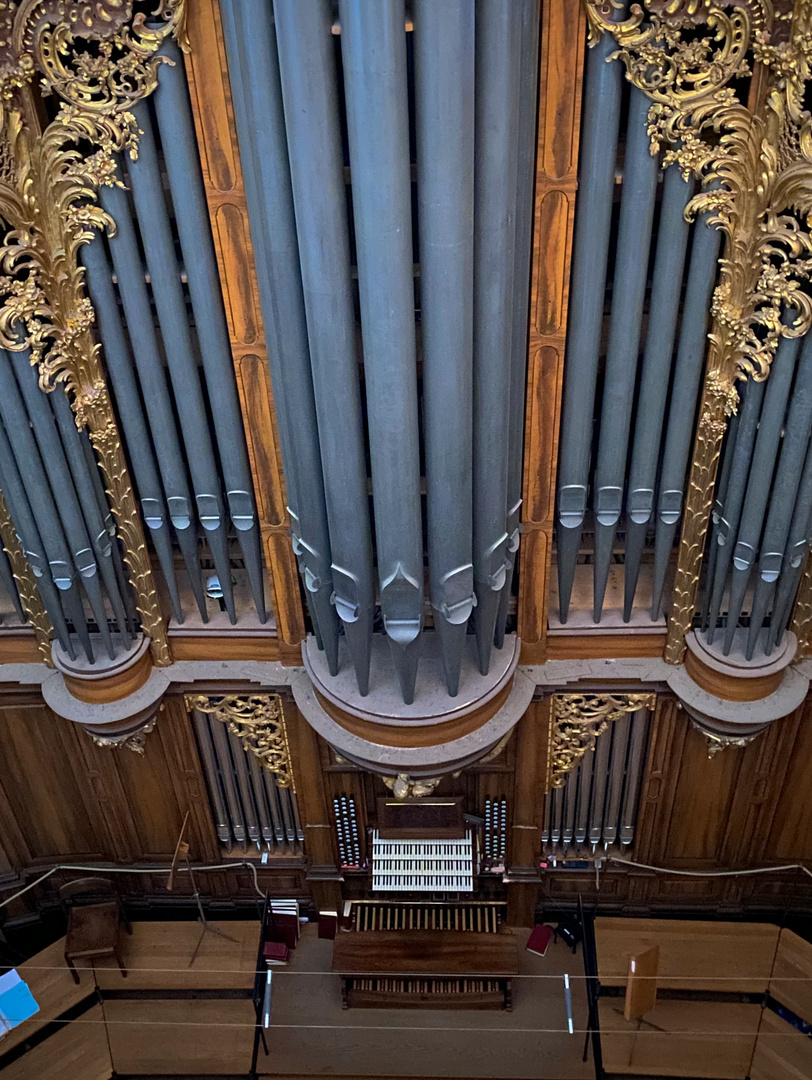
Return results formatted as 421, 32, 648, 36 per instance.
599, 998, 760, 1078
770, 928, 812, 1020
750, 1008, 812, 1080
0, 937, 93, 1060
0, 631, 42, 663
0, 1004, 110, 1080
761, 700, 812, 862
184, 0, 304, 648
595, 917, 779, 992
94, 920, 258, 991
0, 706, 106, 864
104, 998, 255, 1075
332, 931, 519, 976
519, 0, 587, 659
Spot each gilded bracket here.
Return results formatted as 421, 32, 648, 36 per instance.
549, 692, 656, 788
0, 1, 188, 668
584, 1, 812, 663
188, 693, 296, 791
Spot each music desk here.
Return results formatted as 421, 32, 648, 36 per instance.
332, 930, 519, 1010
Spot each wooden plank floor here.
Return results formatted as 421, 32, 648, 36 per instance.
769, 928, 812, 1020
595, 917, 780, 992
750, 1008, 812, 1080
0, 1004, 110, 1080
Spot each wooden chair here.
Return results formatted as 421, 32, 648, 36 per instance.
59, 877, 131, 984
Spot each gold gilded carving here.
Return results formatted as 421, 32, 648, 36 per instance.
90, 713, 157, 755
188, 693, 296, 791
585, 1, 812, 663
0, 486, 52, 662
549, 692, 656, 787
789, 549, 812, 648
0, 2, 187, 668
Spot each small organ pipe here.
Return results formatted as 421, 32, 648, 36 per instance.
555, 8, 626, 621
11, 351, 116, 660
0, 350, 92, 658
227, 0, 344, 678
127, 103, 237, 624
753, 431, 812, 655
339, 0, 424, 703
151, 41, 266, 624
49, 388, 133, 645
650, 207, 722, 617
592, 87, 659, 620
623, 166, 694, 619
719, 329, 801, 651
737, 330, 812, 655
704, 376, 766, 640
471, 0, 522, 673
0, 416, 71, 648
413, 0, 475, 695
496, 0, 541, 647
97, 186, 208, 620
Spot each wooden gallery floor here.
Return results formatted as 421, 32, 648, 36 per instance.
0, 922, 593, 1080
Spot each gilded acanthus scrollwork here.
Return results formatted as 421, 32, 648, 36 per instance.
0, 1, 187, 666
189, 694, 296, 791
585, 0, 812, 662
549, 692, 656, 787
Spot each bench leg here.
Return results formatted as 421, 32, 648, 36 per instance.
115, 945, 127, 979
65, 954, 80, 985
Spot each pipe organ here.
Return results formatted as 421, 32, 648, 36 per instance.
2, 0, 812, 961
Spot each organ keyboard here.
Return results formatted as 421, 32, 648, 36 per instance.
371, 830, 474, 892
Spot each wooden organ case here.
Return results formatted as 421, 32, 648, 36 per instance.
327, 759, 520, 1010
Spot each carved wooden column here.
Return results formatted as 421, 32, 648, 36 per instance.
518, 0, 587, 663
285, 698, 342, 913
506, 699, 550, 925
184, 0, 305, 659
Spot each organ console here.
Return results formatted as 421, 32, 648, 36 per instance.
371, 831, 474, 892
332, 902, 518, 1010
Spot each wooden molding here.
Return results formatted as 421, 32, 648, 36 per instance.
518, 0, 587, 660
183, 0, 305, 649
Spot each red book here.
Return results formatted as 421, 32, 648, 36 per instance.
318, 912, 338, 940
268, 912, 299, 951
263, 941, 290, 966
526, 924, 554, 957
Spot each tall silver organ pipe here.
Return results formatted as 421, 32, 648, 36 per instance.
768, 438, 812, 651
0, 349, 93, 659
97, 183, 209, 620
413, 0, 475, 696
271, 0, 374, 684
81, 237, 184, 624
11, 351, 118, 661
497, 0, 541, 649
472, 0, 522, 675
152, 39, 266, 624
623, 167, 695, 619
650, 207, 721, 618
555, 9, 626, 622
339, 0, 424, 704
591, 87, 659, 621
0, 412, 73, 651
126, 103, 237, 624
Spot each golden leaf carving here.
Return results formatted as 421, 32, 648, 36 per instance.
188, 694, 296, 792
0, 485, 52, 662
549, 693, 656, 788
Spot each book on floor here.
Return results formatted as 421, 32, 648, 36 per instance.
526, 924, 554, 957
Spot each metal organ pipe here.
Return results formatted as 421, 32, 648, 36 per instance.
555, 10, 625, 622
11, 351, 118, 660
126, 103, 237, 624
0, 413, 73, 652
592, 86, 660, 621
0, 349, 92, 659
81, 237, 183, 624
650, 207, 722, 618
742, 330, 812, 655
339, 0, 424, 703
222, 0, 345, 678
413, 0, 475, 696
471, 0, 522, 674
151, 39, 266, 624
768, 437, 812, 651
497, 0, 541, 649
98, 184, 208, 620
621, 165, 694, 618
717, 329, 800, 650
